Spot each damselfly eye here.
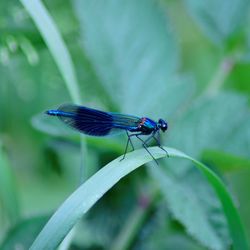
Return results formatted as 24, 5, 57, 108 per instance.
158, 119, 168, 132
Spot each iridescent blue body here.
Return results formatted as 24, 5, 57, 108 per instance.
46, 104, 168, 164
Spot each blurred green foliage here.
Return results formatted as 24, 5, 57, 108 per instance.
1, 0, 250, 249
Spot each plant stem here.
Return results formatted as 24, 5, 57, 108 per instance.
203, 56, 235, 97
110, 191, 157, 250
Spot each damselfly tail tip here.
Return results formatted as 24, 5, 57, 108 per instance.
45, 110, 58, 116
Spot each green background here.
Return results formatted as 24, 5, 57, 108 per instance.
1, 0, 250, 249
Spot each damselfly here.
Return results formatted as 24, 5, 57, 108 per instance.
46, 104, 169, 164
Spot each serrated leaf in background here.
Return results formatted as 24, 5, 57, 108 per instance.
74, 0, 180, 114
153, 91, 250, 249
168, 91, 250, 173
149, 165, 231, 250
134, 203, 205, 250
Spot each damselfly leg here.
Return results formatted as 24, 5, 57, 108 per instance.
120, 131, 138, 161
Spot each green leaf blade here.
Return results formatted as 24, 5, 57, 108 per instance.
30, 147, 248, 250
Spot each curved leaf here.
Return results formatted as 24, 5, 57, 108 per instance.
30, 147, 248, 250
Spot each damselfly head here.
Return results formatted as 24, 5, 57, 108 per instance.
158, 118, 168, 132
